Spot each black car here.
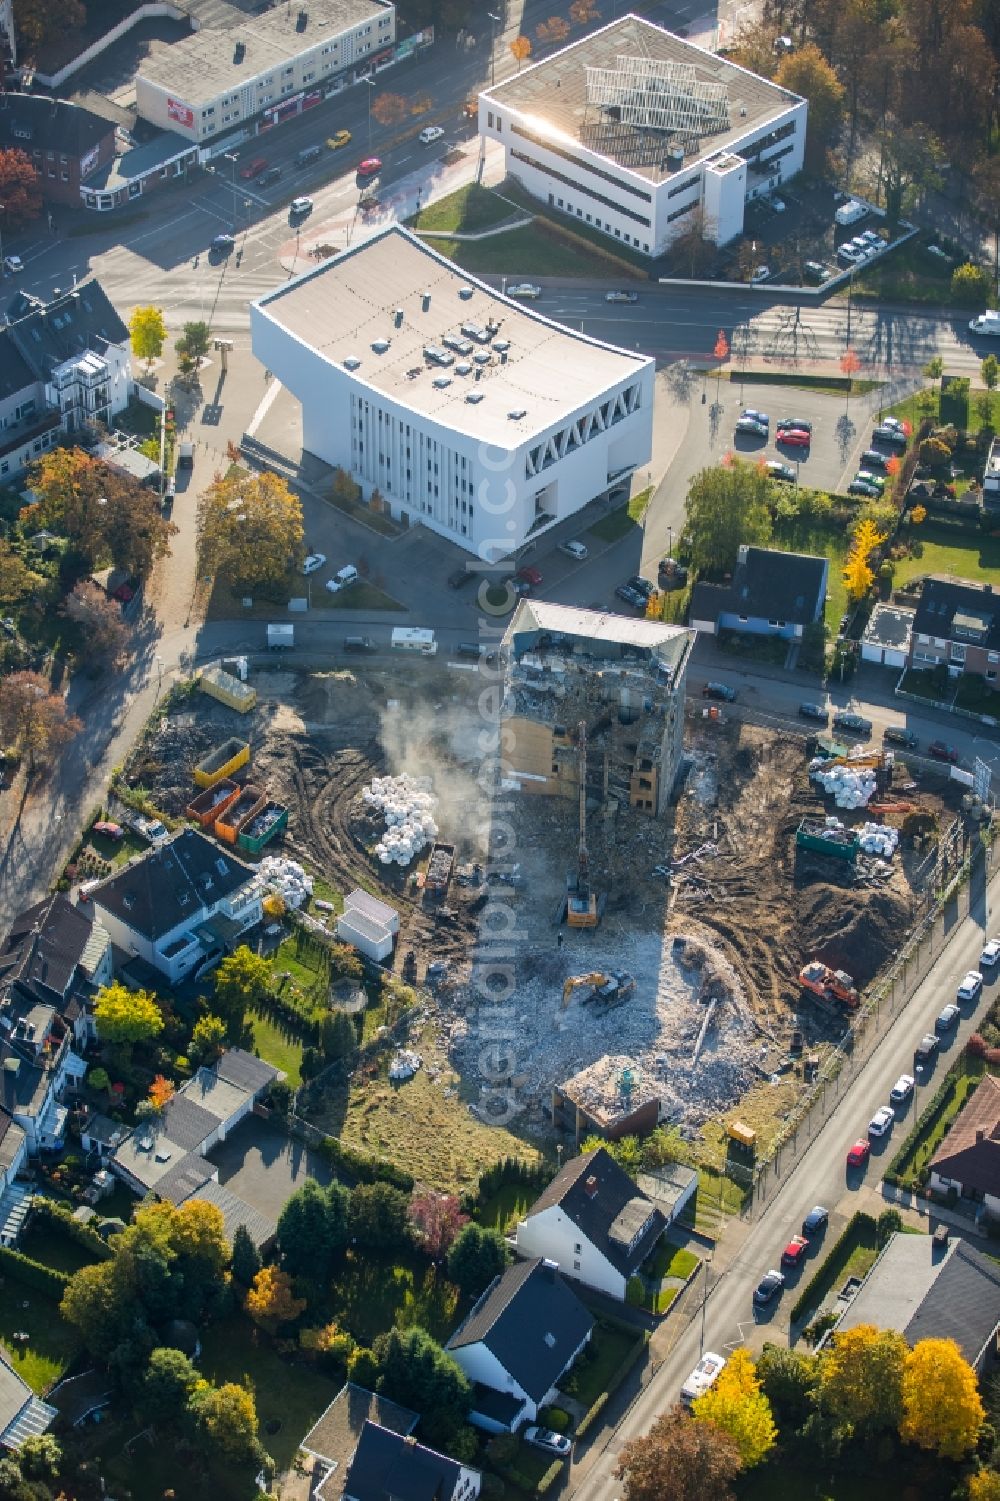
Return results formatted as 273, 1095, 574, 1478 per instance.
343, 636, 377, 653
258, 166, 282, 185
798, 702, 828, 723
832, 710, 873, 736
802, 1205, 829, 1237
884, 726, 918, 749
860, 448, 889, 470
628, 575, 656, 599
448, 568, 473, 589
703, 681, 737, 703
753, 1269, 785, 1307
935, 1003, 961, 1033
615, 583, 646, 607
210, 233, 236, 255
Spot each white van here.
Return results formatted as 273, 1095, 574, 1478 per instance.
834, 199, 866, 227
391, 627, 437, 655
969, 310, 1000, 336
680, 1352, 726, 1405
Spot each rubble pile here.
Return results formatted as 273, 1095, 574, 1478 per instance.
363, 774, 439, 866
389, 1049, 422, 1081
258, 855, 313, 908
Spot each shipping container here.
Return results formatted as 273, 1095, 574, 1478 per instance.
198, 666, 257, 714
795, 817, 859, 862
185, 779, 241, 828
215, 784, 267, 844
237, 801, 289, 854
194, 737, 250, 789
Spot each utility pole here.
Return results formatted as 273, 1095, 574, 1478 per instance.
488, 12, 500, 87
699, 1255, 712, 1355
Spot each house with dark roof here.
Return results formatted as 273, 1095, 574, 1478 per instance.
515, 1147, 669, 1301
907, 576, 1000, 685
0, 1107, 29, 1245
0, 1352, 57, 1451
0, 94, 115, 208
343, 1421, 481, 1501
827, 1227, 1000, 1373
446, 1258, 594, 1432
0, 279, 132, 481
690, 545, 828, 641
91, 828, 263, 984
929, 1074, 1000, 1221
300, 1383, 418, 1498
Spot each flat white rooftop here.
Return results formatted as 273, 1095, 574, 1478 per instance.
254, 226, 649, 445
483, 14, 801, 184
137, 0, 387, 105
507, 599, 692, 651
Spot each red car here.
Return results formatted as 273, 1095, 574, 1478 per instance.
92, 820, 124, 841
781, 1234, 809, 1269
240, 157, 268, 180
929, 740, 958, 763
358, 157, 382, 177
777, 427, 811, 447
517, 565, 543, 586
846, 1139, 870, 1169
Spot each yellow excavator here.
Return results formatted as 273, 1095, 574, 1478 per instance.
561, 970, 636, 1009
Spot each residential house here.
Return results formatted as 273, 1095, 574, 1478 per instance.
515, 1146, 667, 1302
690, 545, 828, 640
446, 1257, 594, 1433
929, 1074, 1000, 1221
0, 893, 113, 1050
0, 1352, 57, 1451
907, 576, 1000, 684
343, 1421, 481, 1501
0, 280, 132, 481
90, 828, 263, 984
0, 1107, 29, 1245
300, 1383, 418, 1499
0, 94, 116, 208
826, 1227, 1000, 1374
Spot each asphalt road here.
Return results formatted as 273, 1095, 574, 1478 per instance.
569, 852, 999, 1499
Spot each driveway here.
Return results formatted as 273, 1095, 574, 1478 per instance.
206, 1116, 333, 1221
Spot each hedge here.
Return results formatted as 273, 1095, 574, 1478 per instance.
0, 1244, 71, 1298
575, 1391, 609, 1440
574, 1325, 649, 1439
537, 1460, 565, 1495
465, 1156, 551, 1212
790, 1211, 876, 1326
30, 1197, 114, 1261
316, 1134, 414, 1193
883, 1062, 973, 1190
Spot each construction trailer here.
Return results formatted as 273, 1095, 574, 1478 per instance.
215, 785, 267, 844
198, 665, 257, 714
236, 802, 288, 855
267, 623, 294, 650
795, 817, 859, 863
336, 888, 400, 963
194, 737, 250, 789
185, 779, 241, 828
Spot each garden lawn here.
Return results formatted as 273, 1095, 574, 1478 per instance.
20, 1220, 100, 1276
891, 1063, 988, 1183
772, 518, 850, 634
850, 239, 954, 305
322, 1246, 465, 1345
588, 487, 653, 542
335, 582, 407, 612
643, 1240, 699, 1281
267, 933, 328, 995
199, 1315, 339, 1473
410, 184, 520, 234
248, 1005, 305, 1086
431, 221, 627, 279
892, 526, 1000, 589
568, 1324, 640, 1409
476, 1182, 538, 1233
737, 1448, 959, 1501
0, 1275, 79, 1392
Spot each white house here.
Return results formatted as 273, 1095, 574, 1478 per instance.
90, 829, 263, 985
446, 1258, 594, 1432
0, 1108, 29, 1246
251, 226, 654, 560
478, 14, 807, 257
515, 1146, 667, 1302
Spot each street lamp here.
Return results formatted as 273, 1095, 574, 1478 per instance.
363, 76, 376, 153
700, 1253, 713, 1355
487, 12, 500, 88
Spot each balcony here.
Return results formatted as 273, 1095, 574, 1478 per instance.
0, 407, 61, 460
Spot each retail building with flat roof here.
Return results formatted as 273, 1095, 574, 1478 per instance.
477, 13, 807, 255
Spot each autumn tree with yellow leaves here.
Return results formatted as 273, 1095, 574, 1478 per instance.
842, 517, 886, 601
245, 1266, 306, 1332
900, 1337, 985, 1459
197, 461, 304, 594
692, 1347, 776, 1468
817, 1323, 906, 1437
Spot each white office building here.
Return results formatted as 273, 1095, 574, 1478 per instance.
251, 227, 653, 560
478, 14, 807, 256
134, 0, 395, 144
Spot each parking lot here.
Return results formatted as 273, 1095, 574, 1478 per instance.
206, 1116, 335, 1221
729, 380, 905, 496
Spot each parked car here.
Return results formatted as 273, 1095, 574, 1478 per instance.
343, 636, 377, 653
507, 282, 541, 299
628, 575, 656, 599
980, 938, 1000, 968
873, 424, 908, 446
957, 970, 983, 1002
326, 564, 360, 592
290, 196, 313, 216
606, 289, 639, 303
777, 417, 813, 433
302, 553, 327, 575
210, 233, 236, 255
750, 265, 772, 284
781, 1234, 809, 1268
615, 582, 646, 607
929, 740, 959, 763
736, 416, 768, 437
860, 448, 889, 469
882, 416, 905, 431
517, 565, 543, 586
855, 470, 886, 491
258, 166, 282, 186
777, 427, 811, 447
802, 1205, 829, 1236
92, 821, 124, 841
753, 1269, 785, 1306
240, 156, 268, 179
742, 409, 769, 426
766, 461, 796, 481
837, 243, 865, 265
523, 1428, 571, 1458
890, 1074, 915, 1104
3, 254, 23, 274
868, 1105, 894, 1137
419, 125, 445, 144
935, 1003, 961, 1033
559, 539, 589, 560
804, 260, 830, 282
883, 726, 918, 749
832, 710, 872, 735
511, 576, 531, 597
849, 478, 881, 498
847, 1138, 870, 1169
681, 1351, 726, 1404
915, 1033, 939, 1064
798, 702, 828, 722
703, 681, 737, 702
448, 568, 473, 589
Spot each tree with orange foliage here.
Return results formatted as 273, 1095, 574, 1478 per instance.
245, 1266, 306, 1332
569, 0, 601, 23
148, 1075, 175, 1112
840, 349, 861, 411
371, 93, 409, 127
510, 35, 532, 69
537, 17, 571, 44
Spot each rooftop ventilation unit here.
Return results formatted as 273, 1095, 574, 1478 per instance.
458, 286, 474, 300
371, 338, 390, 353
466, 391, 484, 403
421, 290, 431, 311
455, 361, 472, 375
343, 356, 361, 370
472, 351, 491, 365
493, 339, 510, 353
432, 375, 453, 388
508, 408, 527, 420
296, 9, 308, 31
234, 41, 246, 64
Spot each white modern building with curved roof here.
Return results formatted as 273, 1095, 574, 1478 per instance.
250, 226, 653, 560
477, 14, 807, 256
